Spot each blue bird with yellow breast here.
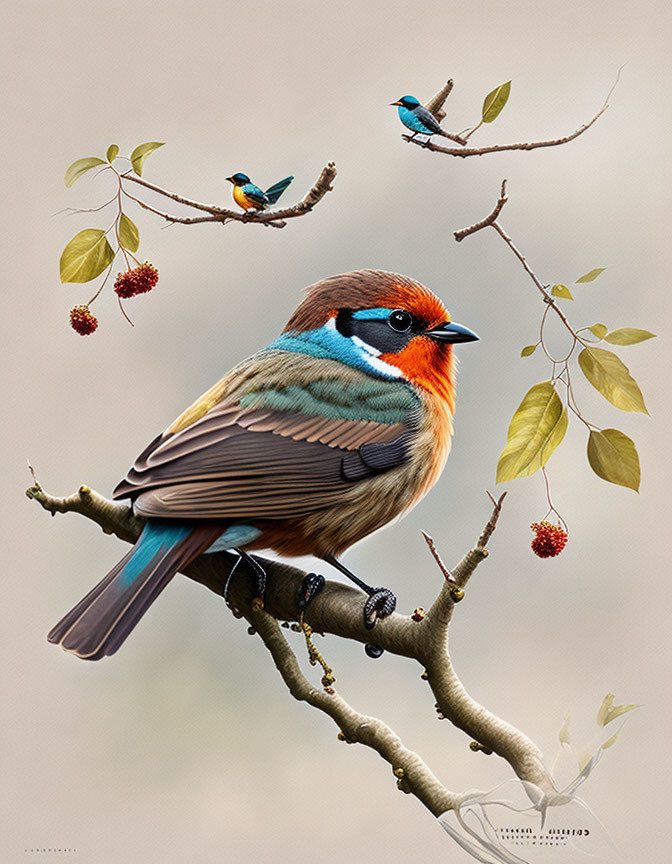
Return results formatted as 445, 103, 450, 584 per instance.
48, 270, 478, 660
391, 95, 453, 139
226, 172, 294, 211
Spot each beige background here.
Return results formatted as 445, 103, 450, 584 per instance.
2, 0, 671, 861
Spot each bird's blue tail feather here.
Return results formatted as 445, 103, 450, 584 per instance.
265, 176, 294, 205
47, 522, 221, 660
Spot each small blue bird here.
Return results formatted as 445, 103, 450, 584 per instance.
226, 172, 294, 211
391, 95, 453, 139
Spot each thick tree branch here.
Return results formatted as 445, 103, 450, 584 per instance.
120, 161, 337, 230
247, 607, 456, 816
27, 478, 557, 816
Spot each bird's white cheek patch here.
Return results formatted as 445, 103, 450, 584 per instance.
352, 335, 403, 379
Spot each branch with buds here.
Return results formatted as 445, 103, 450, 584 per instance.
401, 73, 619, 158
26, 477, 559, 821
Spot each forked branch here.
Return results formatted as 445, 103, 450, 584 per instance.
26, 478, 556, 818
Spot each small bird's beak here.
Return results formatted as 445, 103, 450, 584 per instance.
225, 176, 234, 184
390, 100, 403, 106
424, 321, 479, 343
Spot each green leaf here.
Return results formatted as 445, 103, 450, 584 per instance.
64, 157, 106, 187
551, 284, 573, 300
587, 429, 640, 491
482, 81, 511, 123
521, 344, 537, 357
496, 382, 568, 482
130, 141, 165, 176
60, 228, 114, 283
106, 144, 119, 163
578, 348, 648, 414
604, 702, 642, 724
605, 328, 656, 345
589, 323, 608, 340
597, 694, 614, 726
118, 212, 140, 252
558, 710, 571, 747
576, 267, 606, 283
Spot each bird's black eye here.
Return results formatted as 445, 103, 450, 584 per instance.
388, 309, 413, 332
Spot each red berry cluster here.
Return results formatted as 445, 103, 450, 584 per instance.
69, 305, 98, 336
114, 262, 159, 298
530, 521, 568, 558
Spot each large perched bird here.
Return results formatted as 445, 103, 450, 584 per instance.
226, 172, 294, 211
48, 270, 478, 661
391, 95, 452, 139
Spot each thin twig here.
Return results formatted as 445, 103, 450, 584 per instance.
477, 491, 507, 548
121, 161, 337, 229
454, 180, 508, 241
403, 100, 608, 158
424, 79, 454, 123
421, 531, 456, 583
454, 180, 585, 345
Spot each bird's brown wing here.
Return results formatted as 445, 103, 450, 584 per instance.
113, 399, 416, 521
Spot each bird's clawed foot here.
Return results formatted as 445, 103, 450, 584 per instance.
224, 548, 267, 611
321, 555, 396, 630
297, 572, 326, 609
363, 587, 397, 629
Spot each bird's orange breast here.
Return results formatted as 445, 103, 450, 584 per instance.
233, 185, 256, 210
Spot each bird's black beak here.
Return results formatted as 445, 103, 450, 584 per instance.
225, 176, 234, 184
390, 100, 403, 106
424, 321, 479, 343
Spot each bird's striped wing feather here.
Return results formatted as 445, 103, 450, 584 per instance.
113, 359, 420, 521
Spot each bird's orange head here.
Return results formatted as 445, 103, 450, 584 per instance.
277, 270, 478, 409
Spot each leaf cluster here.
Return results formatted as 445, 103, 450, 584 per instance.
500, 269, 654, 492
60, 142, 163, 285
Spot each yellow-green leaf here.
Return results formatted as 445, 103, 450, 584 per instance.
130, 141, 165, 176
496, 382, 568, 482
482, 81, 511, 123
601, 731, 620, 750
597, 694, 614, 726
605, 328, 656, 345
576, 267, 606, 283
578, 348, 648, 414
521, 344, 537, 357
589, 323, 607, 340
60, 229, 114, 283
587, 429, 640, 491
118, 212, 140, 252
558, 710, 571, 747
106, 144, 119, 163
551, 284, 573, 300
64, 157, 105, 187
604, 702, 642, 725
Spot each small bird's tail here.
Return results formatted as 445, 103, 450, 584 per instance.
47, 522, 222, 661
265, 176, 294, 205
